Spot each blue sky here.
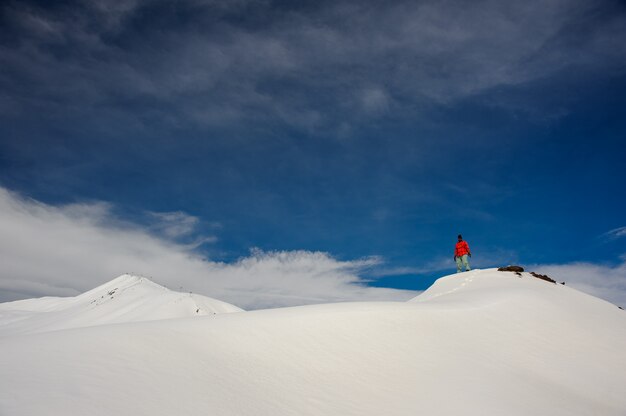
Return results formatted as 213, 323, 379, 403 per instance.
1, 0, 625, 307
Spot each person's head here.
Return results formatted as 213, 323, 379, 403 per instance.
458, 234, 463, 241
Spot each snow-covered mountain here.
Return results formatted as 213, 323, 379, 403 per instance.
0, 274, 243, 336
1, 269, 625, 415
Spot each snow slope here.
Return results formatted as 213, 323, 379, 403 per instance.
0, 274, 243, 336
1, 269, 625, 415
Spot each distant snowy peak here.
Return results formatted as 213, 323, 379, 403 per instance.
79, 273, 243, 314
78, 274, 177, 303
0, 274, 243, 335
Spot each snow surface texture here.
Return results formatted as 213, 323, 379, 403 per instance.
1, 269, 625, 415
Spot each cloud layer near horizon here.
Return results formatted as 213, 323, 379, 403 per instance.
533, 262, 626, 308
0, 187, 416, 309
1, 186, 625, 309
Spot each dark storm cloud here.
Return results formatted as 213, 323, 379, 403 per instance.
2, 0, 625, 133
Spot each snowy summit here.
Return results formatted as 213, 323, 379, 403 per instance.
1, 269, 625, 415
0, 274, 242, 336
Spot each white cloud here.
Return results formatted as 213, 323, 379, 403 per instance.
602, 226, 626, 240
0, 187, 416, 309
147, 211, 202, 239
531, 261, 626, 308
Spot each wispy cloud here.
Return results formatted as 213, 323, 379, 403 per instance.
2, 0, 624, 132
0, 187, 416, 309
147, 211, 202, 239
531, 261, 626, 308
602, 226, 626, 240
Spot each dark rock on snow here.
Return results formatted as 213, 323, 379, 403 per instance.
498, 265, 525, 273
497, 266, 557, 284
530, 272, 557, 284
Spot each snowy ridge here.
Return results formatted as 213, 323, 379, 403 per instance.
411, 268, 622, 311
0, 274, 243, 335
1, 269, 625, 415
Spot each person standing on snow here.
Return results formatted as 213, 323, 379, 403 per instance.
454, 234, 471, 273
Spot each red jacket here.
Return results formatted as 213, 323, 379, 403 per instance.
455, 241, 470, 257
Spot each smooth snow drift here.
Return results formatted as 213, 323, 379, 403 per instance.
1, 269, 625, 415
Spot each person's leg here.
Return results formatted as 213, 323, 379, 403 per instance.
455, 256, 463, 273
462, 254, 471, 271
